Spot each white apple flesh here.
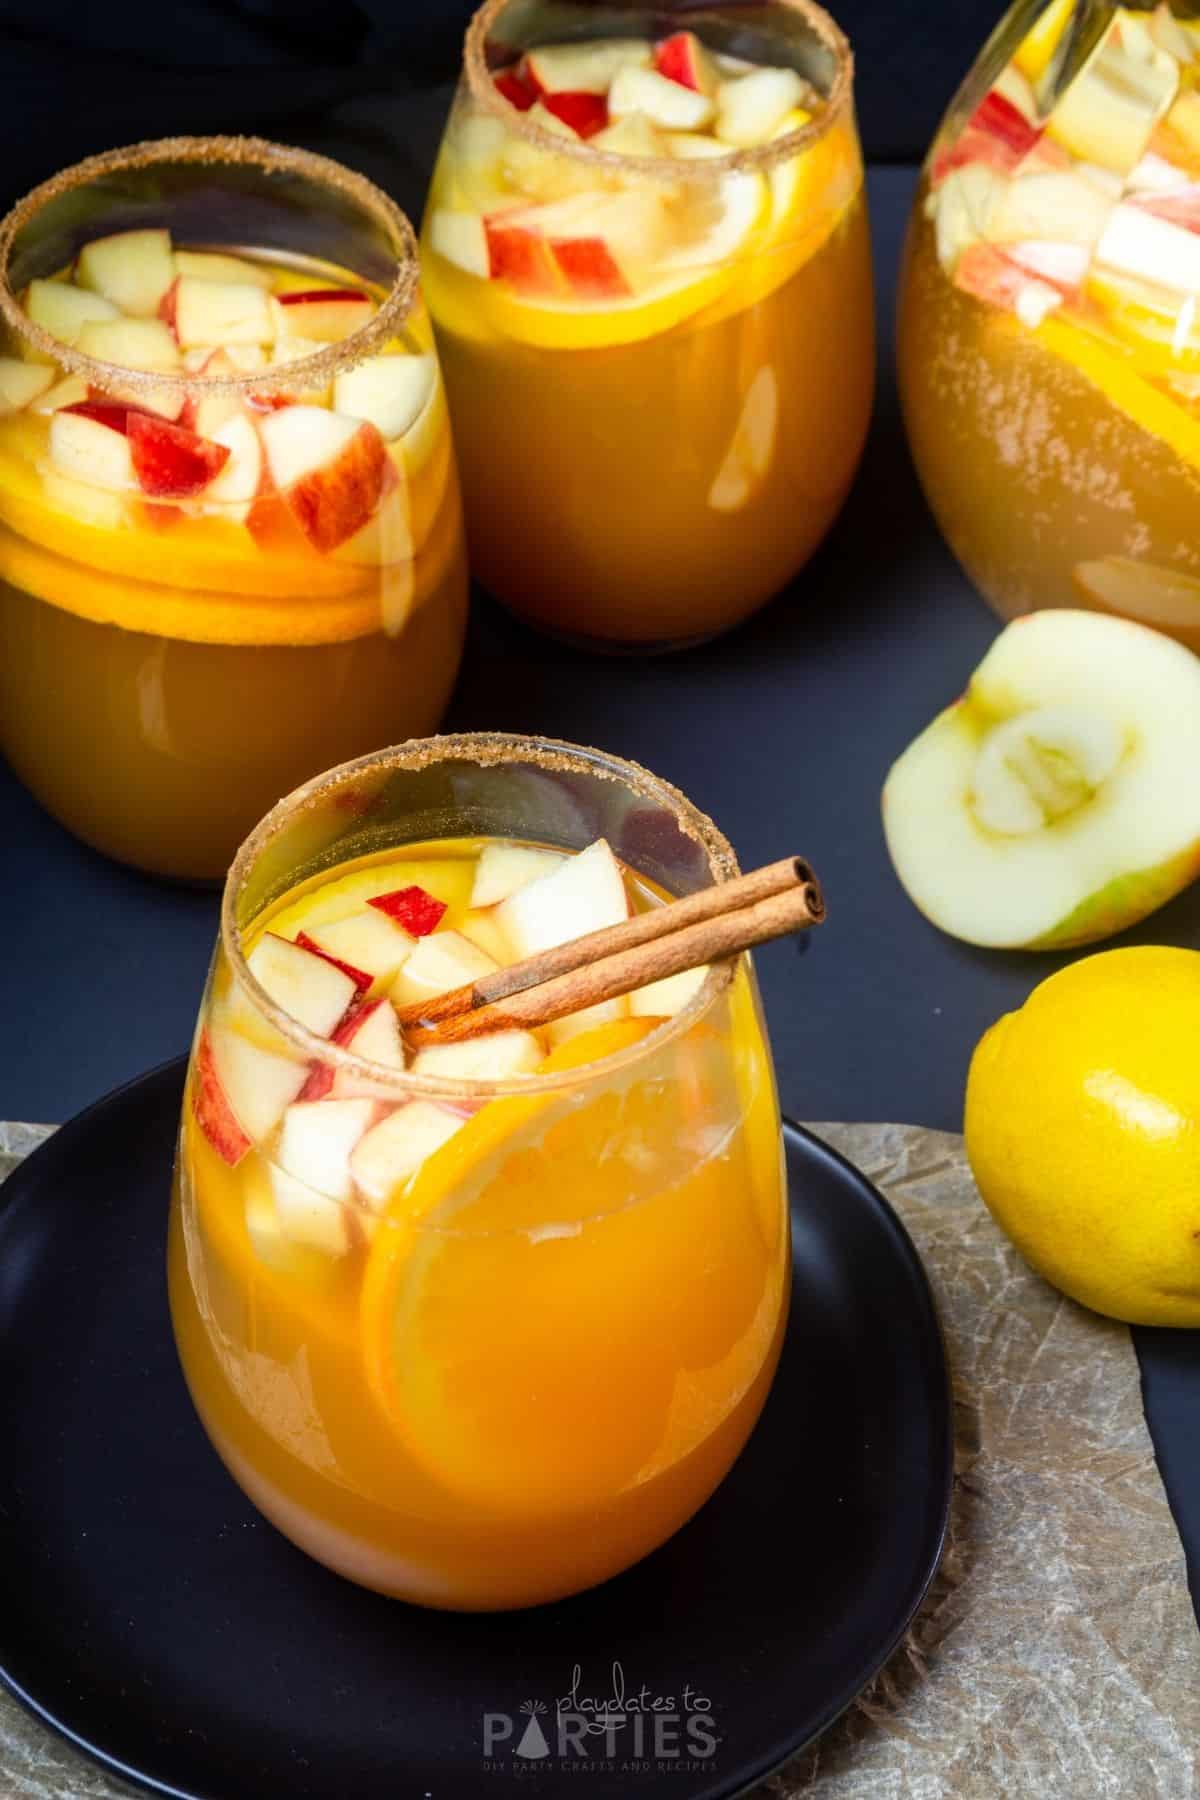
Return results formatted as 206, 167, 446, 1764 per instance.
76, 228, 177, 317
428, 210, 490, 279
470, 843, 566, 908
609, 64, 715, 130
75, 316, 181, 372
247, 932, 358, 1036
303, 911, 414, 988
392, 930, 499, 1009
350, 1100, 465, 1209
496, 837, 631, 1043
272, 1097, 376, 1254
882, 610, 1200, 949
412, 1030, 544, 1080
48, 410, 136, 491
715, 66, 807, 147
0, 358, 54, 412
333, 354, 436, 442
523, 38, 650, 93
171, 277, 275, 349
24, 279, 120, 346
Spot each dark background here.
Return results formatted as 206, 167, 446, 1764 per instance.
0, 0, 1001, 207
3, 0, 1200, 1718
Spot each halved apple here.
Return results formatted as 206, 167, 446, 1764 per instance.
881, 610, 1200, 949
76, 228, 176, 317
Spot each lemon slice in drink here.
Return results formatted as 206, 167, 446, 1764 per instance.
361, 1013, 772, 1514
1073, 555, 1200, 640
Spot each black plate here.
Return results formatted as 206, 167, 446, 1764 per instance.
0, 1060, 951, 1800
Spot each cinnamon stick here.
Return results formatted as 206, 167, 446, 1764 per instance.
400, 859, 823, 1047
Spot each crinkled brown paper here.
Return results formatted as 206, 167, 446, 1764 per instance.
1, 1118, 1197, 1798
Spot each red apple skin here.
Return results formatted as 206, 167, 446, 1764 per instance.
953, 242, 1040, 309
1130, 186, 1200, 232
653, 31, 710, 92
368, 885, 447, 935
281, 420, 388, 553
296, 995, 390, 1101
931, 89, 1042, 186
541, 91, 609, 138
484, 220, 561, 292
192, 1027, 252, 1166
551, 236, 629, 297
126, 412, 231, 498
295, 930, 373, 996
275, 289, 373, 336
494, 67, 538, 110
63, 400, 132, 433
158, 276, 181, 338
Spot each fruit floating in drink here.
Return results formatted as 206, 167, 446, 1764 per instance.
170, 739, 789, 1610
422, 0, 872, 649
900, 1, 1200, 647
0, 139, 467, 880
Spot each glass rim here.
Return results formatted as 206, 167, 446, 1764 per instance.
462, 0, 854, 179
221, 732, 743, 1102
0, 135, 421, 403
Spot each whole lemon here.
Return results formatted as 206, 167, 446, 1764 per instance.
965, 946, 1200, 1326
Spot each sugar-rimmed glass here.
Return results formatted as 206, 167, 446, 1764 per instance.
422, 0, 872, 650
169, 732, 789, 1610
0, 137, 467, 880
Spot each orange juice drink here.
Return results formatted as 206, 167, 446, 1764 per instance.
422, 0, 872, 649
0, 139, 467, 880
169, 737, 789, 1610
900, 0, 1200, 647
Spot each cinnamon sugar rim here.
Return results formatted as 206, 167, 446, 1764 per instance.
0, 136, 420, 400
464, 0, 854, 179
222, 733, 743, 1104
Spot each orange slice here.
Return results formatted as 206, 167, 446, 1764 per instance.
990, 309, 1200, 469
361, 1013, 773, 1515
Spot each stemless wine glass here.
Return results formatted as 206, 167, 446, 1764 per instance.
169, 733, 789, 1611
900, 0, 1200, 647
422, 0, 873, 651
0, 137, 468, 881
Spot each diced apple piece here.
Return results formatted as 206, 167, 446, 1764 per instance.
168, 276, 274, 349
192, 1026, 252, 1165
368, 884, 447, 936
258, 405, 387, 552
350, 1100, 464, 1209
272, 288, 373, 343
182, 343, 269, 373
29, 373, 90, 414
715, 66, 806, 147
126, 412, 230, 498
523, 38, 651, 94
484, 218, 563, 294
272, 1097, 376, 1254
664, 130, 731, 159
336, 996, 406, 1066
629, 965, 709, 1018
74, 317, 180, 376
24, 279, 119, 347
611, 64, 715, 130
502, 189, 669, 289
881, 609, 1200, 949
1150, 1, 1195, 63
1095, 199, 1200, 291
1047, 18, 1178, 174
1005, 239, 1091, 290
954, 243, 1063, 325
393, 930, 499, 1009
932, 89, 1044, 187
48, 406, 136, 490
1127, 151, 1194, 194
0, 358, 53, 413
174, 249, 275, 288
495, 66, 540, 110
333, 354, 435, 442
76, 228, 176, 317
247, 931, 358, 1036
470, 843, 566, 908
303, 909, 415, 988
428, 210, 490, 278
654, 30, 720, 96
590, 113, 668, 158
931, 164, 1007, 272
458, 909, 515, 965
543, 91, 611, 138
992, 63, 1038, 122
497, 837, 629, 963
200, 413, 263, 514
987, 170, 1115, 248
412, 1031, 544, 1080
207, 1013, 309, 1142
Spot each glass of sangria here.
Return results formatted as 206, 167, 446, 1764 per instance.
900, 0, 1200, 647
0, 137, 468, 881
170, 733, 790, 1610
422, 0, 872, 650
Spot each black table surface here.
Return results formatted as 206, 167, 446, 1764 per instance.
4, 164, 1199, 1628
